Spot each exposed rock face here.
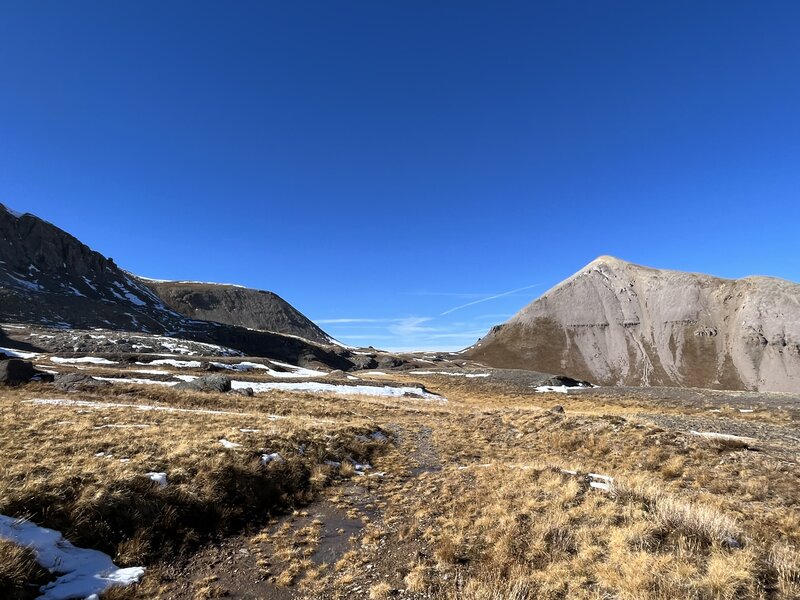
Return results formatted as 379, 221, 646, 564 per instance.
467, 256, 800, 393
0, 204, 352, 370
141, 281, 331, 345
0, 203, 187, 332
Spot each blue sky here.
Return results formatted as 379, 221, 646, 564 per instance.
2, 2, 799, 350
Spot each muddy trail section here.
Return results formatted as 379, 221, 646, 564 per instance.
140, 419, 446, 600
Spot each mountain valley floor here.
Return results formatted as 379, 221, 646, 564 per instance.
1, 354, 799, 599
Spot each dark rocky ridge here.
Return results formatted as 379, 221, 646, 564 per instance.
467, 256, 800, 393
140, 280, 331, 345
0, 204, 351, 370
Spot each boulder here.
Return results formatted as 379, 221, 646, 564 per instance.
174, 374, 232, 393
53, 372, 111, 392
540, 375, 591, 388
549, 405, 565, 414
231, 387, 254, 397
0, 359, 51, 385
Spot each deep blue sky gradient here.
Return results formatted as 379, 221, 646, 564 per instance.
2, 2, 799, 349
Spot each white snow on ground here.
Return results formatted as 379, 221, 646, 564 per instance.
51, 356, 117, 365
268, 360, 328, 378
26, 398, 251, 417
112, 281, 147, 306
413, 371, 491, 378
260, 452, 284, 465
0, 346, 40, 359
0, 514, 144, 600
209, 361, 270, 371
219, 438, 241, 449
131, 369, 172, 375
141, 359, 202, 368
95, 376, 180, 386
533, 384, 593, 393
689, 430, 757, 443
361, 371, 387, 376
146, 472, 168, 487
79, 372, 443, 401
7, 273, 44, 291
588, 473, 614, 491
231, 380, 444, 400
209, 360, 326, 378
152, 338, 241, 357
534, 385, 571, 394
137, 276, 247, 288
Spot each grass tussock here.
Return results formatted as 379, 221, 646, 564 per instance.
0, 539, 50, 600
395, 465, 796, 599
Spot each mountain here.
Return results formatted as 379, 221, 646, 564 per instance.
139, 280, 332, 345
467, 256, 800, 392
0, 203, 350, 368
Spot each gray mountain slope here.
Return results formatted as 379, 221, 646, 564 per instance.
140, 280, 332, 345
467, 256, 800, 392
0, 203, 350, 368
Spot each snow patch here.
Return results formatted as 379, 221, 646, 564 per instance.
0, 346, 40, 359
51, 356, 117, 365
413, 371, 490, 378
0, 514, 144, 600
231, 380, 443, 400
260, 452, 284, 465
146, 472, 168, 487
142, 359, 202, 368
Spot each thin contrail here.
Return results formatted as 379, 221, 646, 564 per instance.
440, 283, 540, 316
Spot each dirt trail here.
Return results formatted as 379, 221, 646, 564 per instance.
147, 423, 446, 599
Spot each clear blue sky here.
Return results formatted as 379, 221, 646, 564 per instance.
2, 2, 799, 350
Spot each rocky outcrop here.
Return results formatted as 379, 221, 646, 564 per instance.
467, 256, 800, 393
0, 204, 354, 371
174, 374, 232, 393
52, 372, 111, 392
141, 280, 331, 345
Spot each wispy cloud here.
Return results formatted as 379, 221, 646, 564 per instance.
314, 318, 394, 324
439, 283, 540, 316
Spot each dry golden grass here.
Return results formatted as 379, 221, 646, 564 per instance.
0, 538, 49, 599
2, 368, 799, 599
0, 380, 390, 597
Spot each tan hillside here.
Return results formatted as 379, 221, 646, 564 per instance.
467, 256, 800, 392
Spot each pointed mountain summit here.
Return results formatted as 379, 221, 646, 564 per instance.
467, 256, 800, 392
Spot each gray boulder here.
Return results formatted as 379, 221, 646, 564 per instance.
231, 387, 254, 397
53, 372, 111, 392
174, 374, 232, 393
